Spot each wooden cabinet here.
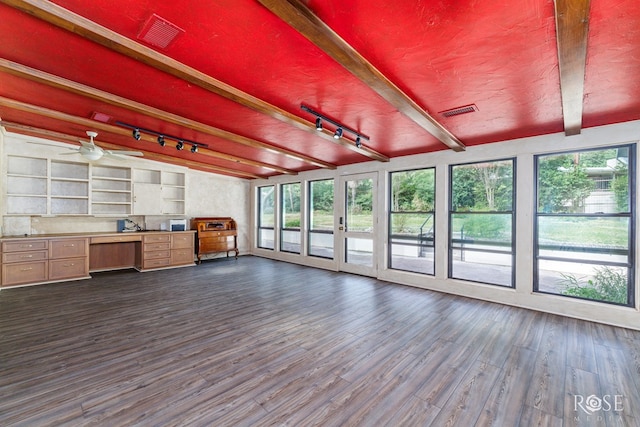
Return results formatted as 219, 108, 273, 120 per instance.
1, 239, 49, 287
170, 233, 195, 266
191, 217, 239, 263
48, 238, 89, 281
141, 232, 194, 270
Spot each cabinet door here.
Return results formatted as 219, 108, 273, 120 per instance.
132, 183, 163, 215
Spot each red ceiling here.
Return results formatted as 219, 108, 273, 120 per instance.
1, 0, 639, 179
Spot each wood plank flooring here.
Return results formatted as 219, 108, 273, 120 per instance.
1, 256, 639, 426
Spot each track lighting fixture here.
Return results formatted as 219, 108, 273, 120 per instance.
301, 105, 369, 149
115, 122, 208, 153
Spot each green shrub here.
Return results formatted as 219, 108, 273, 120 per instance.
560, 266, 628, 304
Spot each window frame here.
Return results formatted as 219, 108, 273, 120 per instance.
448, 157, 517, 288
533, 144, 635, 307
257, 185, 275, 250
387, 167, 436, 275
279, 182, 302, 254
307, 178, 335, 260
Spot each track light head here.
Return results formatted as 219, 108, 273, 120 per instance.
176, 140, 184, 151
333, 128, 343, 139
355, 136, 362, 148
315, 117, 323, 131
157, 135, 165, 146
132, 128, 141, 140
190, 144, 198, 153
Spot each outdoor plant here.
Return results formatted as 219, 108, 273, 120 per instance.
559, 266, 628, 304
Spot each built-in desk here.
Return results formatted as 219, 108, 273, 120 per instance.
0, 231, 195, 288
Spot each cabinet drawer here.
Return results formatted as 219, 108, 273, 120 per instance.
199, 230, 235, 237
143, 234, 171, 243
144, 250, 171, 260
2, 261, 48, 286
3, 250, 48, 263
143, 258, 171, 269
171, 249, 194, 265
49, 257, 88, 280
144, 242, 171, 251
2, 240, 48, 253
171, 234, 194, 249
90, 235, 141, 244
50, 239, 87, 259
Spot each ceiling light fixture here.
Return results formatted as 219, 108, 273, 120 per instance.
116, 121, 208, 153
301, 105, 369, 149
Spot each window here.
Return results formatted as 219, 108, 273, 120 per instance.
280, 182, 301, 253
389, 168, 435, 274
535, 145, 635, 306
308, 179, 334, 259
449, 159, 515, 287
257, 185, 274, 250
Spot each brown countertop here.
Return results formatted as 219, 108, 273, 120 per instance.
0, 230, 195, 240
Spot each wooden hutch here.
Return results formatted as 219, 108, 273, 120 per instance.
190, 217, 239, 263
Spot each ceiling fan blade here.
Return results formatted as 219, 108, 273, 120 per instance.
59, 151, 81, 155
105, 150, 144, 157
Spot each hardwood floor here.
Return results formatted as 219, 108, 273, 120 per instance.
1, 256, 639, 426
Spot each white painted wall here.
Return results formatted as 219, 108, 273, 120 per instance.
251, 120, 640, 330
1, 130, 250, 253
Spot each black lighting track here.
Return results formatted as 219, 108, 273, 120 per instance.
301, 105, 370, 148
115, 121, 209, 148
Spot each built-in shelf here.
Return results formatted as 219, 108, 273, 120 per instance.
4, 156, 186, 217
91, 165, 132, 216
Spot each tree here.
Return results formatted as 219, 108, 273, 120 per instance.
537, 154, 593, 213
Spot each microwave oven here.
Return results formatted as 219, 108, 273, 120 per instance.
168, 219, 188, 231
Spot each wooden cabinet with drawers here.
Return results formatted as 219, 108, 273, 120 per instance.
170, 232, 195, 266
142, 233, 172, 270
2, 239, 49, 287
49, 238, 89, 281
141, 231, 195, 270
191, 217, 239, 263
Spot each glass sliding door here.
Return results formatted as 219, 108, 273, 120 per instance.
308, 179, 334, 259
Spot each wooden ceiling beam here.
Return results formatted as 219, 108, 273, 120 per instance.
0, 100, 265, 179
255, 0, 465, 152
0, 58, 314, 173
554, 0, 591, 135
0, 0, 388, 162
